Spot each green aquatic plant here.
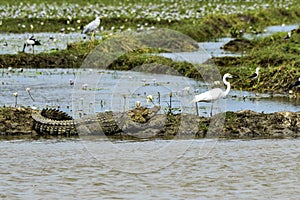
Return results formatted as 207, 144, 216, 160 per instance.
13, 92, 18, 107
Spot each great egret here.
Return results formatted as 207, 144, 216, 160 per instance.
249, 67, 260, 80
81, 16, 101, 42
192, 73, 234, 116
22, 36, 41, 53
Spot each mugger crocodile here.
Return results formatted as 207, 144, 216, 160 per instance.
32, 107, 207, 138
32, 108, 300, 139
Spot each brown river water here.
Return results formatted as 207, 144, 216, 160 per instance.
1, 138, 299, 199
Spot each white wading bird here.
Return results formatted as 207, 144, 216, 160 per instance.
81, 16, 101, 42
283, 31, 292, 40
22, 36, 41, 53
192, 73, 234, 116
249, 67, 260, 80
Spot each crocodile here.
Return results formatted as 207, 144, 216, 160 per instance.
32, 107, 300, 139
32, 106, 205, 138
32, 108, 77, 136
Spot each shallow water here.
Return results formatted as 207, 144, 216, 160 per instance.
1, 24, 298, 56
244, 24, 300, 39
0, 138, 299, 199
0, 68, 299, 118
0, 32, 101, 55
159, 37, 240, 62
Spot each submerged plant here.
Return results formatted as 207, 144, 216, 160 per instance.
26, 87, 35, 102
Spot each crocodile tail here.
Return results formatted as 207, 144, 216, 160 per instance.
32, 108, 77, 136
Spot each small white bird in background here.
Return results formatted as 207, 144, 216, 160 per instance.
22, 35, 41, 53
81, 16, 101, 42
192, 73, 234, 116
283, 31, 292, 40
249, 67, 260, 80
69, 79, 74, 86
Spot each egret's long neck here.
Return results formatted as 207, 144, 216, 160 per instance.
223, 77, 231, 96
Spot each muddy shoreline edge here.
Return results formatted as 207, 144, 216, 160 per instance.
1, 107, 299, 140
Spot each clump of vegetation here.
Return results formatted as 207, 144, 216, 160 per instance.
214, 27, 300, 93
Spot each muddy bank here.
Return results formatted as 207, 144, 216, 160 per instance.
0, 107, 38, 137
1, 106, 300, 140
0, 52, 85, 68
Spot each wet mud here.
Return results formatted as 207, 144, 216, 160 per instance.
1, 107, 299, 140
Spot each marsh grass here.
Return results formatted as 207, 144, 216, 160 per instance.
2, 28, 300, 94
217, 28, 300, 93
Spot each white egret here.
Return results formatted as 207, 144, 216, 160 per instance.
22, 36, 41, 53
81, 16, 101, 42
192, 73, 234, 116
249, 67, 260, 80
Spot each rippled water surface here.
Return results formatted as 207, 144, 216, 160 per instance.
0, 138, 299, 199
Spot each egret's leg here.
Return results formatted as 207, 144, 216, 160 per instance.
210, 102, 214, 117
22, 44, 26, 52
195, 102, 199, 116
91, 31, 95, 42
254, 77, 260, 88
88, 31, 95, 48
